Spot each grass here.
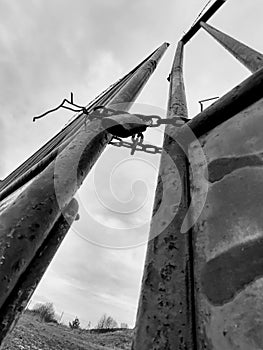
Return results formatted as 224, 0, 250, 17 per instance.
2, 313, 133, 350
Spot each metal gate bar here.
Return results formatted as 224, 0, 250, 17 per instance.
201, 22, 263, 73
132, 41, 195, 350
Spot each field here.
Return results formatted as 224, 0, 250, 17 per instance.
2, 313, 133, 350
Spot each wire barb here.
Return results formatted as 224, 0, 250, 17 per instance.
198, 96, 219, 111
33, 93, 89, 122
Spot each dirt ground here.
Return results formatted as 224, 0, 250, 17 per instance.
2, 313, 133, 350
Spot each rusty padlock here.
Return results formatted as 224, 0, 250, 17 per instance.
101, 113, 150, 138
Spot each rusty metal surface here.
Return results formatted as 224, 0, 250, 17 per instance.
0, 43, 168, 345
0, 198, 78, 346
189, 97, 263, 349
132, 42, 195, 350
201, 22, 263, 73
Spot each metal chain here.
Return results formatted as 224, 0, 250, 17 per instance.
104, 108, 187, 155
109, 135, 163, 155
88, 106, 188, 125
33, 99, 186, 155
149, 115, 187, 127
33, 99, 187, 128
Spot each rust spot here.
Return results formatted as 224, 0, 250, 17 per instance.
207, 152, 263, 182
17, 234, 25, 240
201, 236, 263, 305
168, 241, 178, 250
144, 262, 156, 287
164, 235, 178, 251
160, 263, 176, 282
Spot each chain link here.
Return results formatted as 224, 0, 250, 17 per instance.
140, 114, 187, 128
93, 107, 187, 155
109, 136, 163, 155
90, 107, 187, 127
104, 108, 187, 155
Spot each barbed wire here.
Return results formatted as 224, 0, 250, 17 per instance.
33, 92, 89, 122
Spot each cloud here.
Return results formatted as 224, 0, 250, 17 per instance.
0, 0, 125, 177
0, 0, 169, 111
33, 231, 146, 325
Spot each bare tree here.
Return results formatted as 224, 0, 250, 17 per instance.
96, 314, 118, 329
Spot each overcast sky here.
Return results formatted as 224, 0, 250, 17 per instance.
1, 0, 263, 328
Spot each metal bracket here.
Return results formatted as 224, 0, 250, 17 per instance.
198, 96, 219, 112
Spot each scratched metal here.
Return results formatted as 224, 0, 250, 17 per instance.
189, 96, 263, 349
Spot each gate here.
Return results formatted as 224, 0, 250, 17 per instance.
1, 1, 263, 349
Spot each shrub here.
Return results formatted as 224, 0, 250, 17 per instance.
96, 314, 118, 329
32, 302, 56, 323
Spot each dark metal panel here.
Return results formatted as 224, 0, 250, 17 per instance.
188, 97, 263, 349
